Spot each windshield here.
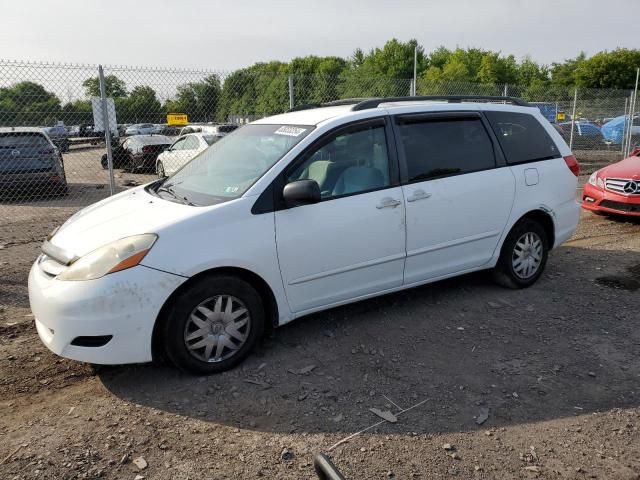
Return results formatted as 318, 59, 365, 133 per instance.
157, 124, 313, 206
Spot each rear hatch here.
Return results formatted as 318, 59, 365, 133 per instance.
0, 133, 56, 174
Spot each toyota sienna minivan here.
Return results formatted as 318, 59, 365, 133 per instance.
29, 96, 581, 374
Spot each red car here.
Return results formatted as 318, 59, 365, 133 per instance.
582, 148, 640, 216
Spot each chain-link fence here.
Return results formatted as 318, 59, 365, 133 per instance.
0, 59, 638, 235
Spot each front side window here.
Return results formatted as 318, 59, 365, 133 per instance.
485, 111, 559, 164
397, 118, 495, 183
287, 123, 390, 199
158, 124, 313, 206
182, 136, 200, 150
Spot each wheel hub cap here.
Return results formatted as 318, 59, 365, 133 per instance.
184, 295, 251, 363
512, 232, 543, 279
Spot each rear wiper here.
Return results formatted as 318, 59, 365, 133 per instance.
156, 185, 195, 206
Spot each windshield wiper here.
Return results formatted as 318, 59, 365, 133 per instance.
156, 185, 196, 206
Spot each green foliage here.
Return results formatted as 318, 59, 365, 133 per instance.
82, 75, 127, 98
218, 62, 289, 120
164, 74, 221, 122
574, 49, 640, 89
0, 81, 61, 126
2, 44, 639, 128
339, 39, 423, 97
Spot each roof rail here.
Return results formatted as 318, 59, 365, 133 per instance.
351, 95, 530, 111
287, 98, 374, 113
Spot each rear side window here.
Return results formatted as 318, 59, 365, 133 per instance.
485, 111, 559, 164
397, 117, 496, 182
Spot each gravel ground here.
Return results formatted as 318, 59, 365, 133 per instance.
1, 171, 639, 479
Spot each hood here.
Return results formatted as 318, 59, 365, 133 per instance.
50, 186, 197, 257
600, 154, 640, 180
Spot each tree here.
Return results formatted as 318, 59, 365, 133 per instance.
574, 49, 640, 89
289, 56, 347, 104
120, 86, 162, 123
82, 75, 127, 98
0, 81, 61, 126
550, 53, 586, 87
169, 74, 222, 122
339, 39, 424, 97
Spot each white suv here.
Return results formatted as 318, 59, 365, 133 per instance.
29, 96, 580, 374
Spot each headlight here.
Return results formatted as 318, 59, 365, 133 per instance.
57, 234, 157, 281
588, 171, 605, 188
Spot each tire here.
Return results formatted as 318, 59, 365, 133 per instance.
162, 275, 265, 375
101, 155, 108, 169
157, 161, 166, 178
492, 218, 549, 289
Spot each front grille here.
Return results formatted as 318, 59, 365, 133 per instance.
599, 200, 640, 213
605, 178, 640, 195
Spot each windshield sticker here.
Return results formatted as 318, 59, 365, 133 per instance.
224, 186, 240, 194
274, 126, 307, 137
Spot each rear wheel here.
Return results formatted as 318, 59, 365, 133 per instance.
162, 275, 265, 374
492, 218, 549, 289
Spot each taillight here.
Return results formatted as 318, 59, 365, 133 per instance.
563, 155, 580, 177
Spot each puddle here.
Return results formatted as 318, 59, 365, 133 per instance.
595, 263, 640, 291
596, 276, 640, 291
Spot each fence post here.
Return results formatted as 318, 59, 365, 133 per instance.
626, 67, 639, 156
412, 46, 417, 96
622, 97, 629, 156
288, 75, 294, 110
569, 88, 578, 150
98, 65, 116, 196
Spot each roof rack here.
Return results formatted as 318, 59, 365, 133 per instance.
352, 95, 530, 111
287, 98, 374, 112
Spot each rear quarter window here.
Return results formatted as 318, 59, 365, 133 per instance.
485, 111, 560, 165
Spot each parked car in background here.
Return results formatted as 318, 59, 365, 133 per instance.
155, 133, 217, 177
101, 135, 172, 172
601, 115, 640, 145
125, 123, 156, 136
42, 125, 70, 152
582, 147, 640, 216
68, 124, 95, 138
152, 124, 181, 136
178, 123, 239, 137
555, 121, 606, 149
29, 97, 580, 373
530, 102, 562, 123
0, 127, 67, 198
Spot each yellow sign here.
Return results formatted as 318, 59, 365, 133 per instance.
556, 111, 566, 122
167, 113, 188, 126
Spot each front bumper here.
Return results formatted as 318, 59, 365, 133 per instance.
582, 183, 640, 217
28, 261, 186, 364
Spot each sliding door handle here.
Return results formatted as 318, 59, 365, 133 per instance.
376, 197, 402, 209
406, 189, 432, 202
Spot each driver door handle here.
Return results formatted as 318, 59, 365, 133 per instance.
376, 197, 402, 209
406, 189, 432, 202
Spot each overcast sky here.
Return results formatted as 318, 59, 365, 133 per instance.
0, 0, 637, 70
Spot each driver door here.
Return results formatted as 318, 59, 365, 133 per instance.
274, 118, 406, 314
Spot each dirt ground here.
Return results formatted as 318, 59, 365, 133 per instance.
1, 171, 640, 479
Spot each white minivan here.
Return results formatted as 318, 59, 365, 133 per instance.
29, 96, 581, 374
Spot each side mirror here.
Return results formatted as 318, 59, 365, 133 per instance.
283, 179, 321, 207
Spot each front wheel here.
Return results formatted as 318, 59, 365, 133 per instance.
157, 161, 166, 178
492, 218, 549, 289
162, 275, 265, 374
